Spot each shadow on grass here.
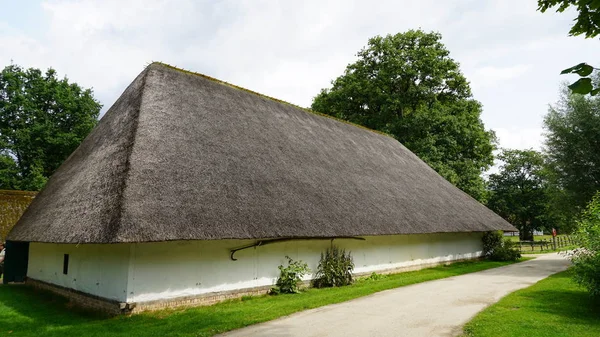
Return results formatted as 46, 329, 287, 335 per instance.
0, 286, 106, 331
518, 272, 600, 324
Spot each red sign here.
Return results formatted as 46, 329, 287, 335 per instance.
552, 228, 557, 237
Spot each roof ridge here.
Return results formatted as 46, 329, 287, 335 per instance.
149, 62, 395, 139
104, 66, 151, 243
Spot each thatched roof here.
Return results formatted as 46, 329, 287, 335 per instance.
8, 63, 515, 244
0, 190, 37, 242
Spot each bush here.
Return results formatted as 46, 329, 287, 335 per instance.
482, 231, 503, 257
312, 245, 354, 288
570, 192, 600, 297
482, 231, 521, 261
270, 256, 310, 295
362, 272, 384, 282
490, 239, 521, 261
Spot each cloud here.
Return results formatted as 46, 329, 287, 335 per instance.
493, 127, 545, 151
0, 0, 597, 153
471, 65, 531, 89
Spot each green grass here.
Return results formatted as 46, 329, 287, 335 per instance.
506, 234, 557, 242
0, 258, 527, 337
463, 270, 600, 337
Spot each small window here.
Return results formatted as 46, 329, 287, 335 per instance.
63, 254, 69, 275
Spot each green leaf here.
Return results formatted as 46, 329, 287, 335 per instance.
568, 78, 593, 95
575, 64, 594, 77
561, 63, 587, 75
591, 88, 600, 96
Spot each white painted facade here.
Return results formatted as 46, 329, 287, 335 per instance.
27, 232, 483, 303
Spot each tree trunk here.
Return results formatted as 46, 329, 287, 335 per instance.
519, 229, 534, 241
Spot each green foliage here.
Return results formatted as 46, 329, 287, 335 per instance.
491, 239, 522, 262
312, 246, 355, 288
487, 149, 551, 240
0, 64, 101, 191
311, 30, 495, 201
538, 1, 600, 96
482, 231, 504, 257
570, 192, 600, 297
362, 272, 384, 282
482, 231, 521, 262
270, 256, 310, 295
538, 0, 600, 38
543, 86, 600, 228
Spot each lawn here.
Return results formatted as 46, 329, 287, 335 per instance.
462, 269, 600, 337
0, 259, 527, 337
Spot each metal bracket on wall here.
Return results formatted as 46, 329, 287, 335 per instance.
229, 237, 366, 261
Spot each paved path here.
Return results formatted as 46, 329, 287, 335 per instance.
220, 254, 570, 337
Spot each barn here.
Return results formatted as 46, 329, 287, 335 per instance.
6, 63, 515, 313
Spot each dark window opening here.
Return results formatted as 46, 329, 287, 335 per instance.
63, 254, 69, 275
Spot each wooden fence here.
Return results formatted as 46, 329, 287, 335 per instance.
517, 235, 579, 252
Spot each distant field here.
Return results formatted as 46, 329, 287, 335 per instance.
505, 234, 577, 253
505, 234, 555, 242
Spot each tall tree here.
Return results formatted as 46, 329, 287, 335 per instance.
311, 30, 495, 201
538, 0, 600, 95
0, 64, 101, 191
544, 84, 600, 222
487, 149, 551, 241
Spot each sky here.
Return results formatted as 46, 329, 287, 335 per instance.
0, 0, 598, 153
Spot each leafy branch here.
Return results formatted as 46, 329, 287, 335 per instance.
538, 0, 600, 95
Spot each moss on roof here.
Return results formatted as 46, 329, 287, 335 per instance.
151, 62, 393, 139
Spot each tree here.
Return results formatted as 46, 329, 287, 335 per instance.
543, 84, 600, 224
569, 192, 600, 297
0, 64, 101, 191
538, 0, 600, 95
311, 30, 495, 201
487, 149, 551, 241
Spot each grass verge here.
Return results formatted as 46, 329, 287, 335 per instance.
462, 269, 600, 337
0, 258, 528, 337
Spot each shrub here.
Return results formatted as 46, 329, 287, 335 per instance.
270, 256, 310, 295
482, 231, 521, 261
490, 239, 521, 261
312, 245, 354, 288
482, 231, 503, 257
362, 272, 384, 282
570, 192, 600, 297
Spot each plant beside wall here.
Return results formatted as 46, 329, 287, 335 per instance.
270, 256, 310, 294
312, 245, 355, 288
570, 192, 600, 297
482, 231, 521, 262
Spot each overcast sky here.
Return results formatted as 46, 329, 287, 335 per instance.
1, 0, 598, 152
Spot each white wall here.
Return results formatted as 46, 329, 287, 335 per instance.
27, 243, 130, 302
27, 233, 483, 303
126, 232, 483, 303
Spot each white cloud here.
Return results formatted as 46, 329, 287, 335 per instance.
493, 127, 545, 151
0, 0, 597, 152
471, 65, 531, 89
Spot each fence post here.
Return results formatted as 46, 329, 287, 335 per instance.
553, 235, 557, 250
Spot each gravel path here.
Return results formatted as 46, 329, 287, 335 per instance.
219, 254, 570, 337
